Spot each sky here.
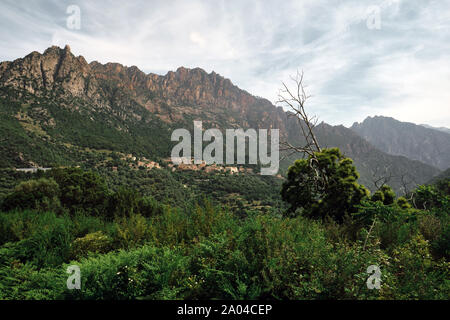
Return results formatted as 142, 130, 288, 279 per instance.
0, 0, 449, 128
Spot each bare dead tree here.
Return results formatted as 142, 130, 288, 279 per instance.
277, 70, 330, 191
277, 70, 321, 159
399, 173, 416, 198
398, 172, 420, 209
370, 164, 393, 191
370, 164, 418, 200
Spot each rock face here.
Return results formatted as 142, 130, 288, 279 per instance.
0, 46, 288, 136
351, 116, 450, 170
0, 46, 442, 192
0, 45, 91, 96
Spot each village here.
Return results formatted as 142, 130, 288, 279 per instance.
118, 154, 256, 175
14, 153, 287, 178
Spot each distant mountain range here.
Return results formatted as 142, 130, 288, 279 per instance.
351, 116, 450, 171
0, 46, 444, 194
420, 124, 450, 135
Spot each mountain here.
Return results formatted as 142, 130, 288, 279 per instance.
351, 116, 450, 171
420, 124, 450, 135
0, 46, 441, 193
0, 45, 287, 130
427, 167, 450, 185
310, 123, 439, 192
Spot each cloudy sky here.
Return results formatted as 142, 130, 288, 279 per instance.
1, 0, 449, 127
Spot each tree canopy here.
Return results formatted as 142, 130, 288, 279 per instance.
281, 148, 369, 221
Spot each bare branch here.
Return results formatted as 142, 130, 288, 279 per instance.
370, 164, 393, 190
277, 70, 321, 156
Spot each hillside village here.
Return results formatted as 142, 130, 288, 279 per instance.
122, 154, 260, 175
14, 153, 274, 176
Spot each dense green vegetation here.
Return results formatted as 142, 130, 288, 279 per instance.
0, 88, 174, 168
281, 148, 369, 221
0, 152, 448, 300
0, 164, 284, 213
1, 48, 447, 300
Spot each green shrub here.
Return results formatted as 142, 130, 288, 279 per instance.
46, 168, 109, 215
106, 187, 141, 219
70, 231, 112, 260
388, 235, 450, 299
414, 184, 447, 210
418, 214, 442, 242
0, 211, 72, 246
64, 245, 190, 300
379, 185, 396, 205
396, 197, 411, 209
432, 223, 450, 260
371, 190, 384, 203
0, 262, 66, 300
22, 226, 73, 267
113, 214, 152, 249
0, 170, 447, 301
4, 212, 75, 267
71, 212, 111, 239
2, 178, 61, 212
354, 200, 404, 225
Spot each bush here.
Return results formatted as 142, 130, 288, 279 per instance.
47, 168, 109, 215
0, 262, 66, 300
16, 214, 74, 267
113, 214, 152, 249
0, 166, 448, 300
64, 245, 190, 300
379, 185, 396, 205
388, 235, 450, 299
70, 231, 112, 260
0, 211, 73, 246
432, 223, 450, 260
2, 178, 61, 212
106, 187, 141, 219
418, 214, 442, 242
396, 197, 411, 209
414, 184, 447, 210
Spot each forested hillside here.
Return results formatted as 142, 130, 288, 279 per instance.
0, 46, 449, 301
0, 46, 442, 194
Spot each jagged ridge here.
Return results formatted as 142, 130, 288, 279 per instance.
0, 46, 442, 193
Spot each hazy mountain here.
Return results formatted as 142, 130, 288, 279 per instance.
420, 124, 450, 135
351, 116, 450, 171
0, 46, 441, 193
310, 123, 439, 193
427, 167, 450, 185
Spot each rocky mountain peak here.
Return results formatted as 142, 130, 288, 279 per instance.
0, 46, 443, 193
0, 46, 288, 130
351, 115, 450, 170
0, 44, 91, 96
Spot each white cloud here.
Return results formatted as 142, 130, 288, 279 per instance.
0, 0, 449, 128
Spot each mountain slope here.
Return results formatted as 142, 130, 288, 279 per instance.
421, 124, 450, 135
427, 167, 450, 185
0, 46, 441, 193
351, 116, 450, 170
283, 121, 440, 192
